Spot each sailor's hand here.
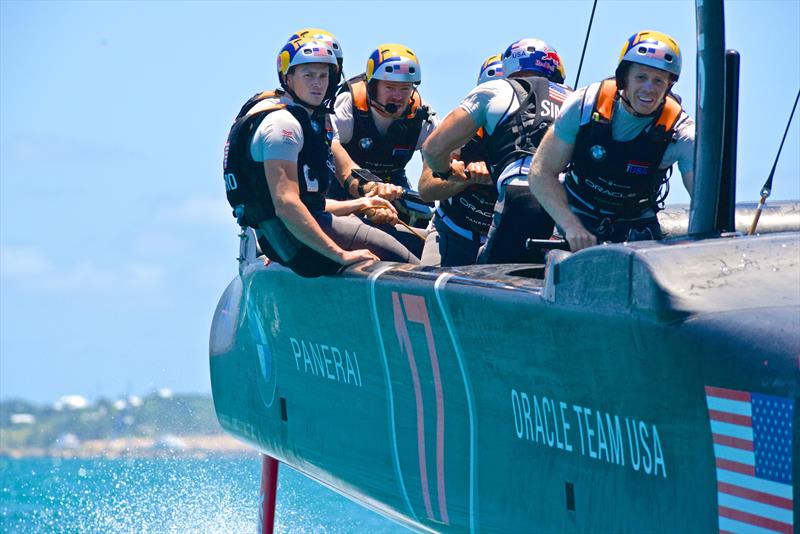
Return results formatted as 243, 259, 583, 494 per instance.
448, 159, 469, 181
359, 196, 397, 213
359, 197, 399, 225
465, 161, 492, 185
340, 248, 380, 265
364, 181, 404, 201
364, 207, 398, 225
563, 225, 597, 252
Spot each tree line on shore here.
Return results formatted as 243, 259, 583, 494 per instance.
0, 393, 222, 449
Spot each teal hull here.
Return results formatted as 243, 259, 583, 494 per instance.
210, 232, 799, 532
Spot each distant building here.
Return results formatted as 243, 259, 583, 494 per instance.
53, 395, 88, 411
10, 413, 35, 425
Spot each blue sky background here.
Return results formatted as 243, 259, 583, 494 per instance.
1, 1, 798, 402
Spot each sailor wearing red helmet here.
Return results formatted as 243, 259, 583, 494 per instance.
418, 54, 503, 267
529, 30, 695, 251
422, 38, 572, 264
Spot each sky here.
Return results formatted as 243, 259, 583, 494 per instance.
1, 1, 798, 403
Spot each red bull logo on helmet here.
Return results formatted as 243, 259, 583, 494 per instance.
530, 51, 560, 76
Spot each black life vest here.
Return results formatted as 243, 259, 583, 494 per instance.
223, 90, 333, 228
438, 129, 498, 237
334, 80, 430, 197
485, 76, 571, 178
566, 79, 682, 219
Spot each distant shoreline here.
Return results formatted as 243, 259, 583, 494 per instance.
0, 434, 256, 460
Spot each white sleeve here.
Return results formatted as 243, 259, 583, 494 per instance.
661, 112, 696, 174
458, 80, 517, 135
552, 88, 586, 145
250, 109, 304, 162
331, 92, 355, 144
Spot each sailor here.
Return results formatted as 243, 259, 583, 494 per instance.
422, 38, 572, 264
329, 44, 439, 227
528, 30, 695, 251
418, 55, 503, 266
223, 37, 419, 278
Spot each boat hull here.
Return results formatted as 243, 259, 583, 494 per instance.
210, 232, 799, 532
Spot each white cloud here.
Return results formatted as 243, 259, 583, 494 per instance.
0, 245, 51, 277
1, 244, 165, 293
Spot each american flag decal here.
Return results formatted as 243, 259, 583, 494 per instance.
388, 62, 411, 74
645, 46, 669, 60
548, 83, 568, 103
705, 386, 794, 534
223, 142, 230, 167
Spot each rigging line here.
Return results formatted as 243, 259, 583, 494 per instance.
760, 87, 800, 198
573, 0, 598, 89
748, 87, 800, 235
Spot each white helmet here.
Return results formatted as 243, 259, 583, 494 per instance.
276, 37, 339, 87
477, 54, 504, 85
365, 44, 422, 85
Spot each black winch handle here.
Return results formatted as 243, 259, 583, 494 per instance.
525, 238, 571, 251
350, 168, 382, 183
351, 168, 435, 208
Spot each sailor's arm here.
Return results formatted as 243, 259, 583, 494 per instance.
675, 115, 696, 198
325, 196, 399, 225
528, 129, 596, 251
330, 92, 363, 198
418, 153, 491, 201
330, 140, 404, 201
682, 171, 694, 198
419, 154, 466, 201
330, 140, 362, 196
264, 159, 378, 264
421, 108, 479, 174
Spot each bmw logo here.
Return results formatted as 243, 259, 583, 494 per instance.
359, 137, 374, 151
590, 145, 607, 161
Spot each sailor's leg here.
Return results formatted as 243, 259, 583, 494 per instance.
318, 213, 420, 264
256, 220, 342, 277
419, 219, 442, 267
624, 217, 664, 242
478, 180, 555, 264
356, 216, 426, 258
435, 217, 482, 267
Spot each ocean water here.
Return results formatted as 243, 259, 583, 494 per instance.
0, 456, 406, 533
